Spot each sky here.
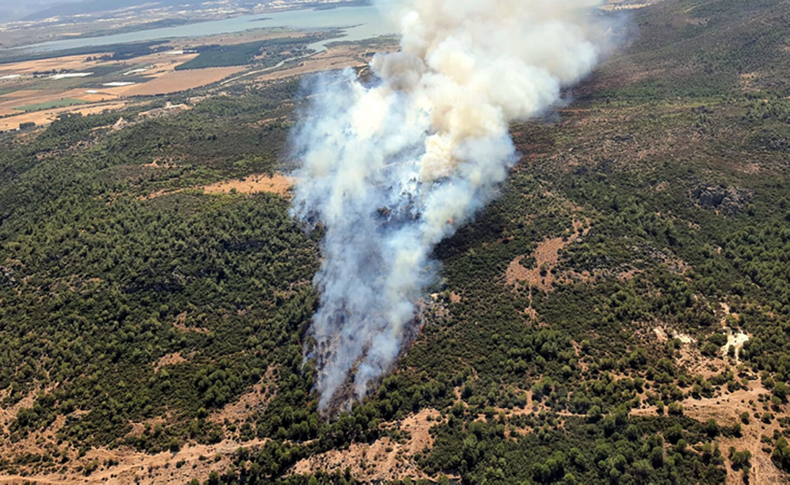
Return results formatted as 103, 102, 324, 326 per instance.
0, 0, 83, 22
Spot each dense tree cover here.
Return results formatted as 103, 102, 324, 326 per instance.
774, 437, 790, 472
2, 0, 790, 482
423, 414, 727, 484
0, 84, 321, 467
176, 37, 321, 71
0, 82, 297, 226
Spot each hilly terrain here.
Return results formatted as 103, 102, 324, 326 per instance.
0, 0, 789, 483
0, 1, 82, 23
21, 0, 370, 22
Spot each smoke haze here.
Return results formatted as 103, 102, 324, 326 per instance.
290, 0, 616, 412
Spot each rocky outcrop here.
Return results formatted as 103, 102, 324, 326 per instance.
692, 184, 752, 214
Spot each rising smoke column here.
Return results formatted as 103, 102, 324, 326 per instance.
290, 0, 614, 411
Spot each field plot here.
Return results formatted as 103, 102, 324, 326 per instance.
0, 53, 111, 76
0, 54, 127, 126
0, 30, 335, 129
0, 90, 68, 117
0, 101, 127, 131
14, 98, 88, 112
106, 66, 244, 96
0, 49, 234, 128
0, 89, 41, 99
245, 41, 397, 83
0, 86, 119, 118
256, 48, 367, 82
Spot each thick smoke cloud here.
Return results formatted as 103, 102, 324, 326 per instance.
290, 0, 614, 411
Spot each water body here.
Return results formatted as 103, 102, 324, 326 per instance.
19, 5, 397, 54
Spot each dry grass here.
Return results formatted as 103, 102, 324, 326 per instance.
0, 368, 276, 482
0, 91, 54, 116
643, 308, 784, 483
0, 437, 269, 485
0, 381, 269, 484
627, 373, 787, 485
153, 352, 187, 371
143, 174, 294, 201
0, 101, 127, 131
0, 87, 121, 113
0, 53, 112, 77
0, 50, 218, 128
291, 409, 442, 482
63, 88, 118, 103
0, 51, 135, 128
0, 88, 115, 117
112, 66, 243, 97
0, 89, 42, 99
0, 386, 72, 483
201, 173, 294, 197
506, 219, 590, 291
209, 367, 276, 425
682, 382, 787, 485
172, 311, 210, 334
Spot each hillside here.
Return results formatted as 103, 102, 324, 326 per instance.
21, 0, 370, 21
0, 0, 789, 483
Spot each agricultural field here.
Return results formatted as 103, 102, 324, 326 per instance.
108, 66, 246, 97
14, 98, 89, 112
175, 36, 323, 71
0, 27, 378, 133
0, 0, 789, 484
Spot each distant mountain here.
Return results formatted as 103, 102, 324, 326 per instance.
22, 0, 193, 21
19, 0, 366, 22
0, 0, 83, 22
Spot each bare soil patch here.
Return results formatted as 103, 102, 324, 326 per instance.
0, 387, 75, 480
682, 381, 787, 485
506, 219, 590, 291
0, 101, 127, 131
116, 66, 243, 97
201, 173, 294, 197
143, 174, 294, 201
290, 409, 441, 481
0, 54, 111, 77
153, 352, 187, 371
1, 384, 272, 484
209, 367, 276, 425
0, 89, 41, 99
0, 438, 268, 485
172, 311, 210, 334
670, 330, 727, 378
0, 90, 67, 116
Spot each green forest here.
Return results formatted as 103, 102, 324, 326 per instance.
176, 37, 322, 71
0, 0, 789, 483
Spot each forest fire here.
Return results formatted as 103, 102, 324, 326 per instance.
290, 0, 616, 413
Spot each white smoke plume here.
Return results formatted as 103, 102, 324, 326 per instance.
290, 0, 616, 411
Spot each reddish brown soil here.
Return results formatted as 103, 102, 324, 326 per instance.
201, 174, 293, 197
506, 219, 590, 291
153, 352, 187, 371
290, 409, 442, 481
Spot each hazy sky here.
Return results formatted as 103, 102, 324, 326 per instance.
0, 0, 83, 22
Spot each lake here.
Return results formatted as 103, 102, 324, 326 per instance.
18, 5, 397, 54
